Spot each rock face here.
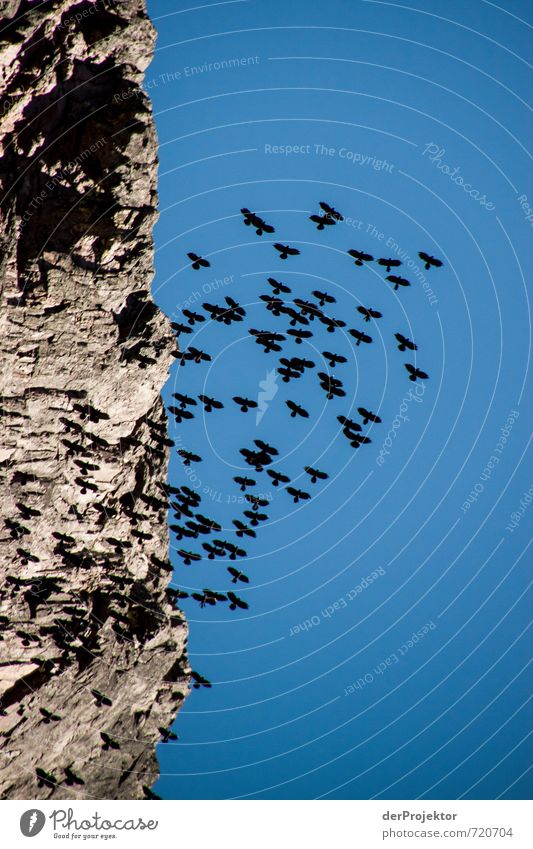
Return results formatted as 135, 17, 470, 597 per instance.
0, 0, 189, 799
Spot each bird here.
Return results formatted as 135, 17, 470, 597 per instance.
64, 766, 85, 786
274, 243, 300, 259
241, 207, 274, 235
227, 591, 249, 610
178, 450, 202, 466
260, 295, 285, 316
234, 475, 256, 491
195, 514, 222, 532
317, 372, 345, 399
322, 351, 347, 368
249, 329, 286, 353
348, 249, 374, 266
227, 567, 249, 584
233, 396, 258, 413
377, 257, 402, 272
357, 306, 382, 322
159, 726, 178, 743
191, 671, 211, 688
232, 520, 256, 538
419, 251, 443, 270
287, 328, 313, 345
293, 298, 322, 321
245, 493, 270, 510
267, 277, 291, 295
349, 433, 372, 448
100, 732, 120, 750
187, 251, 210, 269
312, 290, 336, 306
36, 768, 57, 790
358, 407, 382, 424
267, 469, 290, 487
287, 486, 311, 503
254, 439, 278, 456
243, 510, 268, 527
394, 332, 418, 352
304, 466, 329, 483
405, 363, 429, 381
178, 549, 202, 565
172, 392, 197, 408
319, 201, 343, 221
186, 346, 211, 363
171, 321, 192, 336
349, 328, 372, 346
278, 365, 302, 383
387, 275, 411, 291
286, 400, 309, 418
182, 308, 205, 325
309, 213, 336, 230
39, 707, 61, 723
319, 314, 346, 333
198, 394, 224, 412
168, 406, 195, 423
337, 415, 362, 433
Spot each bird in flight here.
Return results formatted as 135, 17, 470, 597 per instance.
348, 433, 372, 449
358, 407, 382, 424
172, 392, 197, 408
227, 567, 250, 584
267, 277, 291, 295
318, 372, 346, 399
254, 439, 278, 456
405, 363, 429, 382
323, 351, 347, 368
227, 591, 249, 611
274, 243, 300, 260
267, 469, 291, 487
286, 400, 310, 418
348, 249, 374, 266
319, 314, 346, 334
357, 306, 382, 322
387, 275, 411, 291
312, 290, 336, 307
338, 415, 362, 434
287, 328, 313, 345
419, 251, 443, 270
304, 466, 329, 483
187, 252, 210, 270
395, 332, 417, 352
198, 394, 224, 412
241, 207, 275, 235
310, 213, 336, 230
233, 396, 258, 413
177, 449, 202, 466
349, 328, 372, 346
182, 308, 205, 325
377, 257, 401, 272
171, 321, 192, 336
319, 201, 343, 221
287, 486, 311, 503
178, 549, 202, 565
232, 520, 256, 538
234, 475, 256, 491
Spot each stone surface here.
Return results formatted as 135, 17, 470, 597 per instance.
0, 0, 189, 800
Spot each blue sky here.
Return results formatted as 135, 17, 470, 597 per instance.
145, 0, 532, 799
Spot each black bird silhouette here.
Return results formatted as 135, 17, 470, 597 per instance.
202, 542, 220, 560
349, 433, 372, 448
348, 248, 374, 266
304, 466, 329, 483
267, 277, 291, 295
323, 351, 347, 368
278, 365, 301, 383
405, 363, 429, 381
232, 520, 256, 538
198, 394, 224, 412
39, 707, 61, 723
241, 207, 274, 235
233, 396, 258, 413
182, 308, 205, 325
187, 251, 210, 269
293, 298, 322, 321
394, 332, 418, 352
178, 450, 202, 466
203, 302, 227, 321
287, 486, 311, 503
249, 329, 286, 353
143, 786, 161, 800
319, 314, 346, 333
357, 306, 382, 322
287, 328, 313, 344
178, 549, 202, 565
100, 732, 120, 750
274, 243, 300, 259
283, 305, 309, 326
358, 407, 382, 424
172, 392, 197, 408
159, 726, 178, 743
349, 328, 372, 346
36, 768, 57, 790
260, 295, 285, 316
387, 275, 411, 291
310, 213, 336, 230
337, 415, 362, 433
191, 671, 212, 688
186, 346, 211, 363
267, 469, 290, 487
377, 257, 402, 272
419, 251, 443, 270
227, 567, 250, 584
168, 406, 195, 423
254, 439, 278, 456
171, 321, 193, 336
318, 372, 345, 400
319, 201, 343, 221
91, 689, 112, 707
243, 510, 268, 527
64, 766, 85, 786
286, 400, 309, 418
312, 290, 336, 306
224, 541, 247, 559
227, 591, 249, 610
195, 514, 222, 532
245, 494, 270, 511
234, 475, 256, 491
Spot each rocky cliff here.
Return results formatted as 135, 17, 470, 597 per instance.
0, 0, 189, 799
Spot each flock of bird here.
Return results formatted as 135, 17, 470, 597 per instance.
168, 202, 441, 614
